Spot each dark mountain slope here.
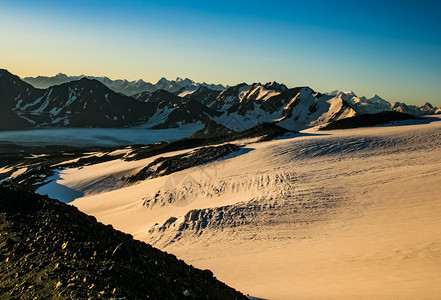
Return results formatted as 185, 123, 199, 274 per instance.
152, 99, 221, 129
14, 77, 156, 127
183, 86, 222, 107
319, 111, 417, 130
0, 69, 44, 130
190, 120, 236, 139
137, 89, 182, 104
0, 185, 246, 299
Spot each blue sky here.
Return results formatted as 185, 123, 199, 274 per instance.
1, 0, 440, 105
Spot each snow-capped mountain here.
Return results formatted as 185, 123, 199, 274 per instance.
1, 69, 439, 132
328, 90, 441, 116
130, 89, 220, 128
1, 70, 222, 129
22, 74, 226, 96
335, 91, 392, 114
181, 86, 221, 107
0, 69, 45, 130
201, 83, 356, 131
13, 77, 156, 128
391, 101, 441, 116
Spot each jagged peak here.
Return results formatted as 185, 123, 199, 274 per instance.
67, 77, 107, 88
325, 90, 339, 96
421, 102, 433, 108
300, 86, 314, 92
391, 101, 407, 108
369, 94, 385, 100
340, 90, 357, 96
55, 73, 69, 78
156, 77, 169, 84
335, 90, 357, 101
78, 76, 95, 82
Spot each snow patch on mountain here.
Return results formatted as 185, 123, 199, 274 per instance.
178, 85, 200, 97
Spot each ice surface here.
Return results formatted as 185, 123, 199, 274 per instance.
67, 116, 441, 299
0, 124, 203, 147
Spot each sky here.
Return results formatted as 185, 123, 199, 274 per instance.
1, 0, 440, 106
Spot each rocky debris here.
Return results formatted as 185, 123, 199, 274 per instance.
0, 185, 247, 299
128, 144, 240, 183
319, 111, 417, 130
126, 123, 290, 162
189, 120, 236, 139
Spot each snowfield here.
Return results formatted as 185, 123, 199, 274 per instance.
33, 116, 441, 299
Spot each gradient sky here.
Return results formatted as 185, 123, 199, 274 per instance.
1, 0, 440, 106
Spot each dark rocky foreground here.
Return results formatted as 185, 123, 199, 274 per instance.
319, 111, 417, 130
0, 185, 247, 299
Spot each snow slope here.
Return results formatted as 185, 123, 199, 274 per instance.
34, 116, 441, 299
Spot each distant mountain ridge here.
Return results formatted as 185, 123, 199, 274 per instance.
22, 73, 226, 96
0, 69, 439, 132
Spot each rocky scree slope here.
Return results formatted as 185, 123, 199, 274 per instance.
0, 185, 246, 300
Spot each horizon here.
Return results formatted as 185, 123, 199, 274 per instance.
1, 0, 440, 106
14, 70, 428, 104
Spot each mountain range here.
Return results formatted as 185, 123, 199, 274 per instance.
0, 69, 439, 131
22, 73, 226, 96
